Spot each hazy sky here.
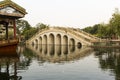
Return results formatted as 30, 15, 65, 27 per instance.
3, 0, 120, 28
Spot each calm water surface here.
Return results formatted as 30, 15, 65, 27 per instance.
0, 44, 120, 80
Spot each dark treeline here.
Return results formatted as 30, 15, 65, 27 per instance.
83, 8, 120, 39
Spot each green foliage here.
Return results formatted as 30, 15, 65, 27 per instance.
109, 8, 120, 36
16, 19, 31, 35
83, 24, 101, 35
36, 23, 49, 30
16, 19, 32, 41
83, 8, 120, 39
16, 19, 49, 41
97, 24, 109, 38
91, 24, 100, 34
82, 26, 93, 34
23, 27, 38, 40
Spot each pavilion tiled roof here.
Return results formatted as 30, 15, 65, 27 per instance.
0, 0, 27, 15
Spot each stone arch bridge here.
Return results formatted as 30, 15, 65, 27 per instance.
26, 27, 99, 46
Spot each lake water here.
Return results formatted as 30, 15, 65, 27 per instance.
0, 44, 119, 80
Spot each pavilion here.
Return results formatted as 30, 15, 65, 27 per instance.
0, 0, 27, 47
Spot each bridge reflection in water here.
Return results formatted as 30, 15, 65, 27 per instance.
26, 44, 93, 63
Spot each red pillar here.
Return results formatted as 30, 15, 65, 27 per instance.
13, 19, 16, 39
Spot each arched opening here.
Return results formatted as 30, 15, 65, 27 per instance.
63, 45, 68, 55
69, 38, 75, 52
32, 42, 34, 47
39, 36, 42, 53
49, 34, 55, 56
77, 42, 82, 49
39, 46, 42, 54
43, 44, 47, 55
43, 35, 47, 54
69, 38, 75, 46
49, 33, 54, 45
49, 45, 55, 56
63, 35, 68, 46
35, 39, 38, 44
43, 35, 47, 44
39, 36, 42, 44
35, 39, 38, 50
56, 45, 61, 56
63, 35, 68, 55
35, 44, 38, 50
56, 34, 61, 45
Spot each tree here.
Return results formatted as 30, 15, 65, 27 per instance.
109, 8, 120, 38
23, 27, 38, 40
35, 23, 49, 30
16, 19, 32, 41
83, 8, 120, 39
16, 20, 50, 41
16, 19, 31, 35
82, 26, 92, 34
97, 23, 109, 38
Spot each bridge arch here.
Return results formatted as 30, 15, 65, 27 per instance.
39, 36, 42, 44
62, 35, 68, 55
43, 35, 47, 44
63, 35, 68, 46
49, 33, 55, 45
69, 38, 75, 46
56, 34, 61, 45
35, 39, 38, 44
69, 38, 75, 52
32, 42, 34, 46
77, 42, 82, 48
39, 36, 42, 53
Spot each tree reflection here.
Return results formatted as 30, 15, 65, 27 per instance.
18, 45, 37, 68
94, 48, 120, 80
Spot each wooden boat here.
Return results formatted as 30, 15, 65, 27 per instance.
0, 39, 18, 47
0, 39, 19, 54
